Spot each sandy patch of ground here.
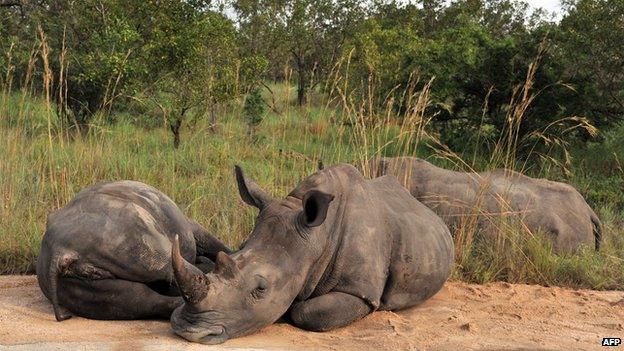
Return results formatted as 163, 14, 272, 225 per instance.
0, 276, 622, 350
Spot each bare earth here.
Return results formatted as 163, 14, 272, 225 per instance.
0, 276, 622, 350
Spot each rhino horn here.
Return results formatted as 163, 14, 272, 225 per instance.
214, 251, 239, 279
172, 235, 209, 304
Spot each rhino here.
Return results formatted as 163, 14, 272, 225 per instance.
169, 163, 454, 344
368, 156, 602, 253
36, 180, 231, 321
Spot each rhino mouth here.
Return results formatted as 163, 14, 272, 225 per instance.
174, 324, 228, 344
171, 307, 229, 344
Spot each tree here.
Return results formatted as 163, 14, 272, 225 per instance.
558, 0, 624, 127
342, 0, 586, 154
1, 0, 144, 130
243, 87, 265, 139
234, 0, 365, 106
142, 4, 238, 148
1, 1, 237, 142
233, 0, 290, 82
286, 0, 365, 105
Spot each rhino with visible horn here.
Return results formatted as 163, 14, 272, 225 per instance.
170, 164, 453, 344
367, 156, 602, 253
36, 180, 231, 321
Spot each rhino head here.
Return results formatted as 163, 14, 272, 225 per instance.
170, 166, 334, 344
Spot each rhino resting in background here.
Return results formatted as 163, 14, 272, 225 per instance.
169, 164, 454, 344
368, 156, 602, 253
37, 181, 231, 321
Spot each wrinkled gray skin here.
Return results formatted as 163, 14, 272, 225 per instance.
36, 180, 231, 321
368, 156, 602, 253
170, 164, 454, 344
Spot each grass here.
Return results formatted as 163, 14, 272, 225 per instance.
1, 73, 623, 290
0, 85, 364, 273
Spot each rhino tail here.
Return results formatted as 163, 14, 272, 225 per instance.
590, 212, 602, 251
48, 251, 76, 321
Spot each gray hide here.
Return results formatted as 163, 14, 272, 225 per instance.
36, 180, 231, 321
169, 164, 453, 344
368, 156, 602, 253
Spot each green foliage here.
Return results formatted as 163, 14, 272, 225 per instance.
39, 1, 144, 124
244, 88, 266, 127
1, 0, 622, 145
571, 121, 624, 210
558, 0, 624, 128
234, 0, 366, 105
240, 55, 269, 92
146, 8, 238, 125
0, 1, 237, 133
338, 0, 619, 159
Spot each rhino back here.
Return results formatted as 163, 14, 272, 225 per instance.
375, 157, 597, 252
485, 171, 595, 250
327, 174, 453, 311
414, 161, 595, 251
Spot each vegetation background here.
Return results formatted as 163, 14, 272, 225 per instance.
1, 0, 622, 289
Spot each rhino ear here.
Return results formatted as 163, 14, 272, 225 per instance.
301, 190, 335, 227
214, 251, 239, 279
235, 166, 272, 209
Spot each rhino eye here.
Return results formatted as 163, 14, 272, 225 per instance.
251, 286, 266, 299
251, 279, 268, 299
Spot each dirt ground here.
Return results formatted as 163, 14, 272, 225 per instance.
0, 276, 622, 350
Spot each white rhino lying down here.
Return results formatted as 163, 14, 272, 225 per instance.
169, 164, 454, 344
368, 156, 602, 253
36, 181, 231, 321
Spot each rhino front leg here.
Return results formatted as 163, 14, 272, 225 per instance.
188, 219, 233, 261
58, 277, 183, 320
290, 292, 372, 331
194, 255, 215, 273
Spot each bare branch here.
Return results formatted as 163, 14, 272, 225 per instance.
261, 82, 282, 115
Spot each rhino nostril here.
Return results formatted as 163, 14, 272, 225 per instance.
203, 325, 224, 336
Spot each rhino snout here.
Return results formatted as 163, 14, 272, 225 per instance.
171, 308, 229, 344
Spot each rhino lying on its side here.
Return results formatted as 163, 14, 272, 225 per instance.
169, 164, 454, 344
368, 156, 602, 253
37, 181, 231, 321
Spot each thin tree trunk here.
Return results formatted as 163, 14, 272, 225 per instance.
293, 52, 307, 106
297, 69, 307, 106
209, 104, 218, 133
169, 116, 182, 149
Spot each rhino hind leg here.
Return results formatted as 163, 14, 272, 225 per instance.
57, 277, 183, 320
290, 292, 371, 332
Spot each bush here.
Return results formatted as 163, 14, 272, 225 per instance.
244, 88, 266, 139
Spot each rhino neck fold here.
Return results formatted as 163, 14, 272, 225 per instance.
296, 191, 349, 301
